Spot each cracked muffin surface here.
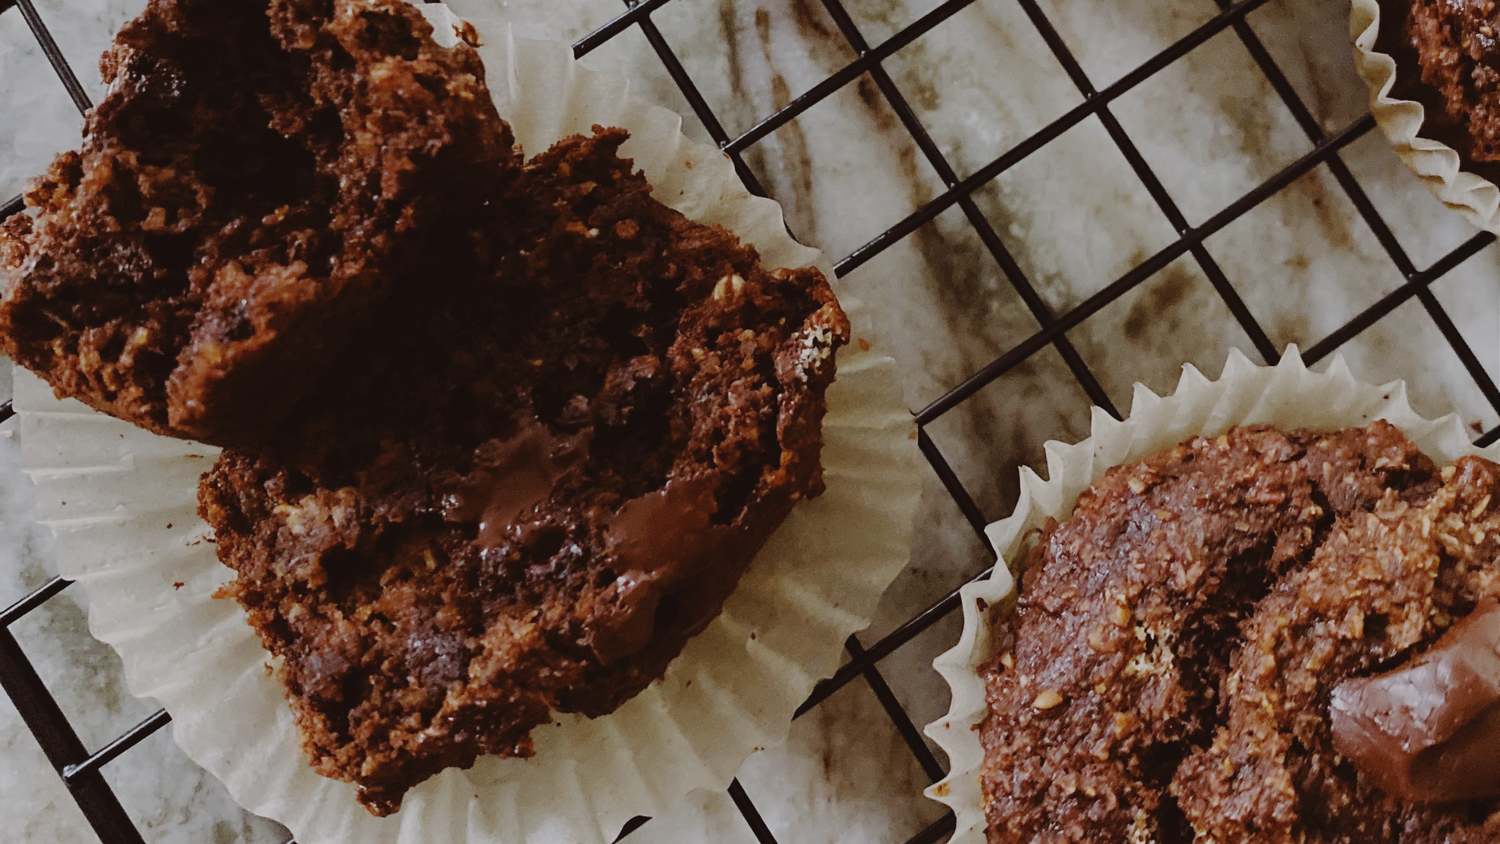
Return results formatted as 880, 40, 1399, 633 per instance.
978, 421, 1500, 843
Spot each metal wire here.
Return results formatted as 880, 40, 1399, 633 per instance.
0, 0, 1496, 841
13, 0, 92, 114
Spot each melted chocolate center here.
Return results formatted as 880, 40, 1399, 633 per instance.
1330, 600, 1500, 803
588, 476, 728, 664
444, 417, 588, 548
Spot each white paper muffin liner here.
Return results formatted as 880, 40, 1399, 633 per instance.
921, 346, 1500, 844
12, 5, 923, 843
1351, 0, 1500, 231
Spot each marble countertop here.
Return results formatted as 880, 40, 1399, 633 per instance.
1, 0, 1497, 842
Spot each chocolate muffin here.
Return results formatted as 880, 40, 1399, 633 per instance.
0, 0, 519, 446
199, 129, 849, 815
1378, 0, 1500, 179
978, 422, 1500, 843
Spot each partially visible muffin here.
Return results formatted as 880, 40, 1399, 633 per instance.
1382, 0, 1500, 176
0, 0, 518, 445
199, 129, 849, 816
978, 422, 1500, 843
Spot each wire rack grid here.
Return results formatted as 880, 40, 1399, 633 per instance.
2, 0, 1499, 842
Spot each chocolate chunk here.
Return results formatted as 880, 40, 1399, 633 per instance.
442, 417, 589, 548
605, 475, 724, 579
978, 423, 1443, 843
1331, 601, 1500, 803
590, 476, 728, 664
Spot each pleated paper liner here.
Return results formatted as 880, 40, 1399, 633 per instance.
1351, 0, 1500, 231
921, 346, 1500, 844
13, 4, 924, 842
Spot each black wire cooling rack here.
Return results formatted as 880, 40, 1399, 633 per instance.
2, 0, 1500, 842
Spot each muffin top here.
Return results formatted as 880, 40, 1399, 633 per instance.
979, 421, 1500, 843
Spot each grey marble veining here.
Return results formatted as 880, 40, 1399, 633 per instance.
1, 0, 1498, 842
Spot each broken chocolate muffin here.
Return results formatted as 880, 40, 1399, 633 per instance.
979, 422, 1500, 843
199, 129, 849, 815
0, 0, 518, 445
